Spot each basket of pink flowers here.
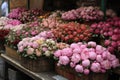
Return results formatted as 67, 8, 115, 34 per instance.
54, 41, 120, 80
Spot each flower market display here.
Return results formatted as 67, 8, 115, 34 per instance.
0, 5, 119, 80
54, 41, 120, 75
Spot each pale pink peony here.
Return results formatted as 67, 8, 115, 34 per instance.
96, 55, 104, 62
84, 69, 90, 75
80, 44, 87, 50
35, 49, 41, 56
75, 65, 84, 73
108, 55, 116, 61
91, 63, 101, 72
54, 50, 62, 57
59, 56, 70, 65
88, 48, 95, 52
88, 41, 97, 47
102, 51, 107, 59
89, 52, 97, 60
27, 48, 34, 55
111, 59, 120, 68
71, 53, 81, 64
18, 46, 24, 52
62, 48, 73, 57
101, 60, 111, 69
73, 48, 81, 54
32, 42, 39, 48
96, 45, 104, 54
70, 43, 80, 49
81, 48, 89, 60
82, 59, 90, 67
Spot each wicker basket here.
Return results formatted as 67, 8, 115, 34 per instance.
20, 57, 54, 72
55, 65, 108, 80
5, 46, 21, 61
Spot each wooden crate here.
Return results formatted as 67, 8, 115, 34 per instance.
20, 57, 54, 72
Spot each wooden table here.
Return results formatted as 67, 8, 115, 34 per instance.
1, 54, 57, 80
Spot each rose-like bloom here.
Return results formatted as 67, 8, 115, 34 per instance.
108, 54, 116, 61
84, 69, 90, 75
27, 47, 34, 55
102, 51, 107, 59
62, 48, 73, 57
44, 51, 51, 57
54, 50, 62, 57
32, 42, 39, 48
82, 59, 90, 67
81, 48, 89, 60
42, 47, 48, 52
96, 45, 104, 54
80, 44, 87, 50
73, 48, 81, 54
104, 40, 111, 46
111, 59, 120, 68
91, 63, 101, 72
88, 41, 96, 47
101, 60, 111, 69
18, 46, 24, 52
59, 56, 70, 65
75, 65, 84, 73
35, 49, 41, 56
70, 43, 80, 49
89, 51, 97, 60
96, 55, 104, 62
70, 62, 76, 68
71, 53, 81, 64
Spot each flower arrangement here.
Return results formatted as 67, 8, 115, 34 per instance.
52, 22, 92, 44
91, 17, 120, 53
8, 8, 26, 19
18, 9, 43, 23
18, 37, 57, 59
54, 41, 120, 75
62, 6, 104, 21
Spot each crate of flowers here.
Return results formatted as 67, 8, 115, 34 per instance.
54, 41, 120, 80
17, 31, 57, 72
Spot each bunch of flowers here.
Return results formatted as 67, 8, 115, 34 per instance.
91, 17, 120, 53
18, 9, 43, 23
0, 17, 9, 28
6, 21, 44, 49
4, 19, 21, 29
62, 6, 104, 21
54, 41, 120, 75
52, 22, 92, 44
18, 37, 57, 59
8, 8, 26, 19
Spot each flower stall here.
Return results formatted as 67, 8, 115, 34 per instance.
0, 0, 120, 80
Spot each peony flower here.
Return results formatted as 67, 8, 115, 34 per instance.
54, 50, 62, 57
35, 49, 41, 56
70, 62, 76, 68
111, 59, 120, 68
75, 65, 84, 73
44, 51, 51, 57
81, 48, 89, 60
32, 42, 39, 48
101, 60, 111, 69
70, 43, 80, 49
42, 47, 48, 52
104, 40, 111, 46
82, 59, 90, 67
89, 51, 97, 60
84, 69, 90, 75
91, 63, 101, 72
59, 56, 70, 65
88, 41, 96, 47
96, 45, 104, 54
62, 48, 73, 57
73, 48, 81, 54
27, 47, 34, 55
71, 53, 81, 64
18, 46, 24, 52
96, 55, 104, 62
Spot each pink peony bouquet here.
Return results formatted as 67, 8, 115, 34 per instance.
62, 6, 104, 21
54, 41, 120, 75
18, 36, 57, 59
91, 17, 120, 53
